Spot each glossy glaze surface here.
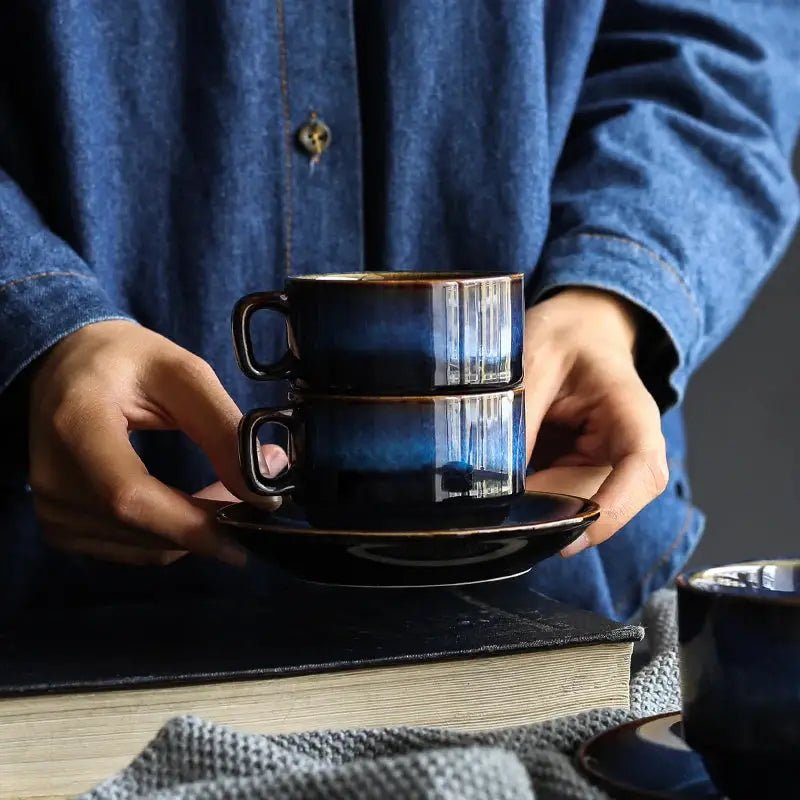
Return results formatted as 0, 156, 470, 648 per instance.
217, 491, 598, 587
232, 272, 524, 393
239, 387, 526, 528
579, 713, 720, 799
677, 559, 800, 799
685, 560, 800, 599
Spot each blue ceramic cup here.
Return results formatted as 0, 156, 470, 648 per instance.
677, 559, 800, 799
238, 385, 526, 528
232, 272, 524, 394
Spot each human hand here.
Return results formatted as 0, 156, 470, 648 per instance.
523, 288, 668, 556
28, 320, 283, 566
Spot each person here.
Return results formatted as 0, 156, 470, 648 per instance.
0, 1, 797, 622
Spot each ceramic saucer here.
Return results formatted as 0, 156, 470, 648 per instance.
578, 712, 723, 799
217, 490, 599, 587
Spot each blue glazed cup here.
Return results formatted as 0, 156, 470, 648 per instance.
238, 385, 526, 529
232, 272, 524, 394
677, 560, 800, 799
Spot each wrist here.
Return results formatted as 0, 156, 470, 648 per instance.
533, 287, 641, 355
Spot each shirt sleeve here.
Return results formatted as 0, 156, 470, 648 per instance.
0, 169, 132, 395
531, 0, 800, 410
0, 170, 134, 486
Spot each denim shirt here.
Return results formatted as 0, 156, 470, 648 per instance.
0, 1, 798, 619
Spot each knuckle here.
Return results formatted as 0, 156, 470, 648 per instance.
637, 388, 661, 418
177, 354, 218, 386
603, 502, 631, 529
654, 460, 670, 494
50, 387, 105, 439
50, 401, 81, 440
107, 482, 143, 526
642, 445, 669, 496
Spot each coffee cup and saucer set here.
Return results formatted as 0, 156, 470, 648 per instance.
216, 271, 599, 588
578, 558, 800, 799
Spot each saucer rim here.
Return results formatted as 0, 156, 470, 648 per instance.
303, 567, 532, 589
577, 711, 693, 800
216, 490, 600, 538
677, 559, 800, 607
287, 384, 524, 402
289, 270, 525, 285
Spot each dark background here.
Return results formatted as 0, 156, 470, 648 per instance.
685, 149, 799, 566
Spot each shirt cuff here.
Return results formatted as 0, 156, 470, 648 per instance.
0, 271, 135, 487
0, 271, 133, 393
529, 232, 703, 410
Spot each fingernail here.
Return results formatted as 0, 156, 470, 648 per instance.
257, 447, 269, 474
219, 541, 247, 568
265, 450, 286, 477
560, 532, 590, 558
249, 495, 283, 512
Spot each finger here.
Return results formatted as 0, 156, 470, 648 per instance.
56, 405, 247, 566
149, 356, 279, 502
560, 382, 666, 557
523, 362, 567, 463
525, 465, 612, 497
549, 453, 595, 467
45, 533, 187, 566
35, 496, 190, 551
522, 307, 574, 461
194, 445, 287, 507
561, 448, 668, 557
258, 444, 289, 478
193, 480, 240, 502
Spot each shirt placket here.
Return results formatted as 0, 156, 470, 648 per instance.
276, 0, 363, 278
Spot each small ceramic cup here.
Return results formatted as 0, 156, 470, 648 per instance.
238, 385, 526, 528
232, 272, 524, 394
676, 559, 800, 799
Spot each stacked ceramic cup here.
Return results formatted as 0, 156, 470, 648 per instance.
232, 272, 526, 530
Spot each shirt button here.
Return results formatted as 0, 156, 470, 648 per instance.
297, 111, 331, 165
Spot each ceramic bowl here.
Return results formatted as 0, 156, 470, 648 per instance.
677, 559, 800, 799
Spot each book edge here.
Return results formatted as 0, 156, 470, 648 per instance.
0, 630, 641, 698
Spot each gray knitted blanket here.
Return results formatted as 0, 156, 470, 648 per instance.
82, 590, 680, 800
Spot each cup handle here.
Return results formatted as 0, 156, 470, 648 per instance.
238, 406, 300, 495
232, 291, 299, 380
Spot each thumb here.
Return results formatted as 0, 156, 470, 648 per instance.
194, 445, 288, 503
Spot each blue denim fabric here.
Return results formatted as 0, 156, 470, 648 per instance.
0, 1, 798, 620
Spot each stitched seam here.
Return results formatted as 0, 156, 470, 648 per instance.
275, 0, 293, 277
559, 232, 700, 320
0, 271, 95, 297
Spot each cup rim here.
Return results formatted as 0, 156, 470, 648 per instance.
288, 271, 525, 285
287, 383, 525, 402
676, 558, 800, 606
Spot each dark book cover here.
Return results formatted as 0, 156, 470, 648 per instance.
0, 578, 642, 696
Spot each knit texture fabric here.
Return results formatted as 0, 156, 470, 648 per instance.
82, 590, 680, 800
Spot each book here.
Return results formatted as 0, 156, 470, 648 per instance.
0, 580, 640, 799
